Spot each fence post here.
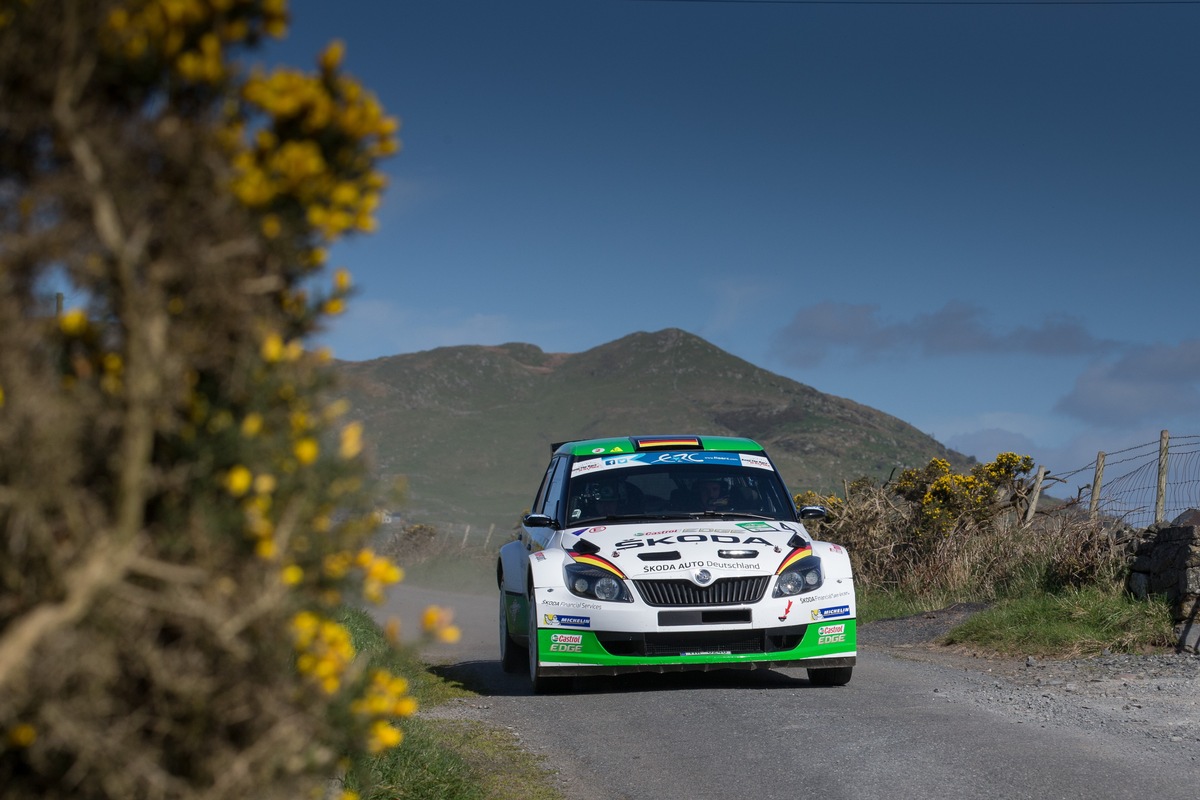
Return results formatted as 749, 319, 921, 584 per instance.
1156, 430, 1169, 524
1022, 465, 1045, 525
460, 524, 471, 549
1089, 451, 1106, 519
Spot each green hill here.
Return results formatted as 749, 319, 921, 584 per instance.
335, 328, 972, 531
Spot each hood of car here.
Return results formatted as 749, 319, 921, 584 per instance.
559, 519, 812, 579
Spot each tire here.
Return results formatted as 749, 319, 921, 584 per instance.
498, 591, 525, 673
527, 593, 568, 694
807, 665, 853, 686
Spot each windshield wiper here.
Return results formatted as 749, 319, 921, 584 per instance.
635, 513, 696, 520
688, 511, 777, 521
570, 514, 648, 526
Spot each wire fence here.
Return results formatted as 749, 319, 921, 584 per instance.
377, 518, 515, 554
1051, 431, 1200, 530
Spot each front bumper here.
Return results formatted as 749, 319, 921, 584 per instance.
534, 616, 857, 676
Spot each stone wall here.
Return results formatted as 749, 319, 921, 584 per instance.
1126, 524, 1200, 653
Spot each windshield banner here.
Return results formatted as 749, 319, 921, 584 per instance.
570, 451, 774, 477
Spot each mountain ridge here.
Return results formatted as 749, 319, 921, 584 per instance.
335, 328, 972, 529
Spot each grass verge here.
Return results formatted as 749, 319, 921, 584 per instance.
859, 583, 1177, 658
940, 586, 1177, 657
335, 606, 564, 800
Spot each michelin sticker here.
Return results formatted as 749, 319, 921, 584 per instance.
810, 605, 851, 621
544, 614, 591, 628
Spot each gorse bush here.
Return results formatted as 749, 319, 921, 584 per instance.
0, 2, 453, 799
891, 452, 1035, 537
799, 454, 1127, 601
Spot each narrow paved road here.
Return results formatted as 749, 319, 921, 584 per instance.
377, 584, 1199, 800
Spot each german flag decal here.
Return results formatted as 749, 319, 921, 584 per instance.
570, 552, 627, 579
775, 545, 813, 574
634, 436, 701, 450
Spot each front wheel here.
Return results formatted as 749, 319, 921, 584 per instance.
498, 592, 524, 673
807, 666, 853, 686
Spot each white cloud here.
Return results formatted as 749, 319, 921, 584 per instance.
1054, 340, 1200, 426
771, 301, 1118, 367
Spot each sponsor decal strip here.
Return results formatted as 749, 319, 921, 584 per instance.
810, 604, 851, 621
570, 552, 627, 579
738, 453, 774, 471
775, 545, 813, 574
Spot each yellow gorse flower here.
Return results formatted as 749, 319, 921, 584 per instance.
59, 308, 89, 336
366, 720, 402, 753
353, 548, 403, 603
225, 465, 253, 496
421, 605, 460, 642
291, 612, 356, 695
241, 412, 263, 437
339, 421, 363, 459
253, 473, 276, 494
319, 39, 345, 72
294, 437, 319, 465
6, 724, 36, 748
261, 332, 284, 362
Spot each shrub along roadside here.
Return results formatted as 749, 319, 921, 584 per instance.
809, 452, 1179, 658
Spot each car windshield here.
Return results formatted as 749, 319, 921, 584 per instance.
565, 458, 795, 525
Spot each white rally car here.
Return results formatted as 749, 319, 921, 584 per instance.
497, 435, 856, 693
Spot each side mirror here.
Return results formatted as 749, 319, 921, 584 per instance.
798, 505, 828, 521
522, 513, 555, 529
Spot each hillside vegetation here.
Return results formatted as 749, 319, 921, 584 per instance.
336, 328, 971, 528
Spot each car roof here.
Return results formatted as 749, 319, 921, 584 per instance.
551, 435, 764, 457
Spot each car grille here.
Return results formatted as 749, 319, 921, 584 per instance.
633, 575, 770, 607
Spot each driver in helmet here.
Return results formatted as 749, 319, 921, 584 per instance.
694, 478, 726, 511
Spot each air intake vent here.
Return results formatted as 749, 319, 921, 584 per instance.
638, 551, 681, 561
717, 550, 758, 559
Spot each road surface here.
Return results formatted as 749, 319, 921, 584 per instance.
377, 583, 1199, 800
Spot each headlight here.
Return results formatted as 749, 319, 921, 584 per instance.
773, 555, 823, 597
565, 563, 633, 602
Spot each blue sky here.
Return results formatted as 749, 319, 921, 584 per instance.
264, 0, 1199, 496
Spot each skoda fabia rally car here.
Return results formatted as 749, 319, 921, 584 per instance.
497, 435, 856, 692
